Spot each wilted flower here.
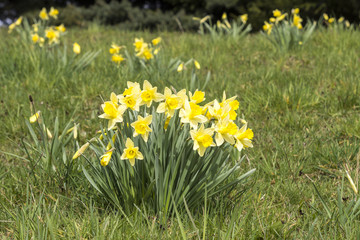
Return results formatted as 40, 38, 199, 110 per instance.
29, 111, 41, 123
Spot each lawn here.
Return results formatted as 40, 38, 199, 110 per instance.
1, 25, 360, 239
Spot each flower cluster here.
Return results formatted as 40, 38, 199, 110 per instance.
33, 7, 66, 46
109, 37, 161, 65
97, 81, 253, 166
263, 8, 304, 35
8, 7, 66, 47
323, 13, 351, 28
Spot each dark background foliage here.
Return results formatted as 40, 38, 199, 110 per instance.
1, 0, 359, 30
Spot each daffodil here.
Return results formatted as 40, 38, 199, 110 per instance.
119, 90, 141, 111
293, 14, 303, 29
109, 43, 124, 54
189, 90, 205, 104
157, 87, 182, 117
29, 111, 41, 123
100, 149, 114, 166
240, 14, 248, 23
49, 7, 59, 19
263, 21, 273, 34
39, 37, 45, 47
291, 8, 300, 14
190, 124, 215, 157
112, 54, 125, 64
323, 13, 329, 21
72, 142, 90, 159
32, 33, 39, 43
45, 28, 60, 45
234, 125, 254, 151
179, 100, 208, 129
8, 23, 16, 33
136, 46, 153, 60
121, 138, 143, 166
99, 102, 127, 129
273, 9, 282, 17
140, 80, 164, 107
122, 81, 141, 96
73, 42, 81, 54
194, 60, 201, 69
214, 116, 237, 146
15, 16, 23, 25
152, 37, 161, 46
134, 38, 146, 52
131, 115, 152, 142
55, 24, 66, 32
222, 13, 227, 20
177, 63, 184, 72
39, 8, 49, 20
32, 23, 38, 32
208, 100, 234, 121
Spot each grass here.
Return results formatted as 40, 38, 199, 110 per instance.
1, 25, 360, 239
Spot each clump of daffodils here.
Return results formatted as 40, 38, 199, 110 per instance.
193, 12, 251, 40
109, 37, 161, 66
323, 13, 351, 29
94, 81, 253, 166
262, 8, 316, 50
9, 7, 67, 47
81, 80, 255, 218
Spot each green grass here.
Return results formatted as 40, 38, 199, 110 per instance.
1, 25, 360, 239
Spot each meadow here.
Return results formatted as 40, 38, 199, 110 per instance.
1, 20, 360, 239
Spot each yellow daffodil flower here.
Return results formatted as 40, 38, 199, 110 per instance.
214, 116, 237, 146
72, 142, 90, 160
190, 124, 215, 157
323, 13, 329, 21
111, 54, 125, 64
49, 7, 59, 19
177, 63, 184, 72
99, 101, 127, 130
293, 14, 303, 29
179, 100, 208, 129
140, 80, 164, 107
152, 37, 161, 46
273, 9, 282, 17
29, 111, 41, 123
263, 21, 273, 34
122, 81, 141, 96
100, 149, 113, 166
134, 38, 145, 52
291, 8, 300, 14
240, 14, 248, 23
338, 17, 344, 23
194, 60, 201, 69
121, 138, 143, 166
39, 8, 49, 20
234, 124, 254, 151
15, 16, 23, 25
109, 43, 124, 54
328, 18, 335, 24
189, 90, 205, 104
32, 33, 39, 43
73, 42, 81, 54
222, 13, 227, 20
32, 24, 39, 32
55, 24, 66, 32
131, 115, 152, 142
157, 87, 182, 117
45, 28, 60, 45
